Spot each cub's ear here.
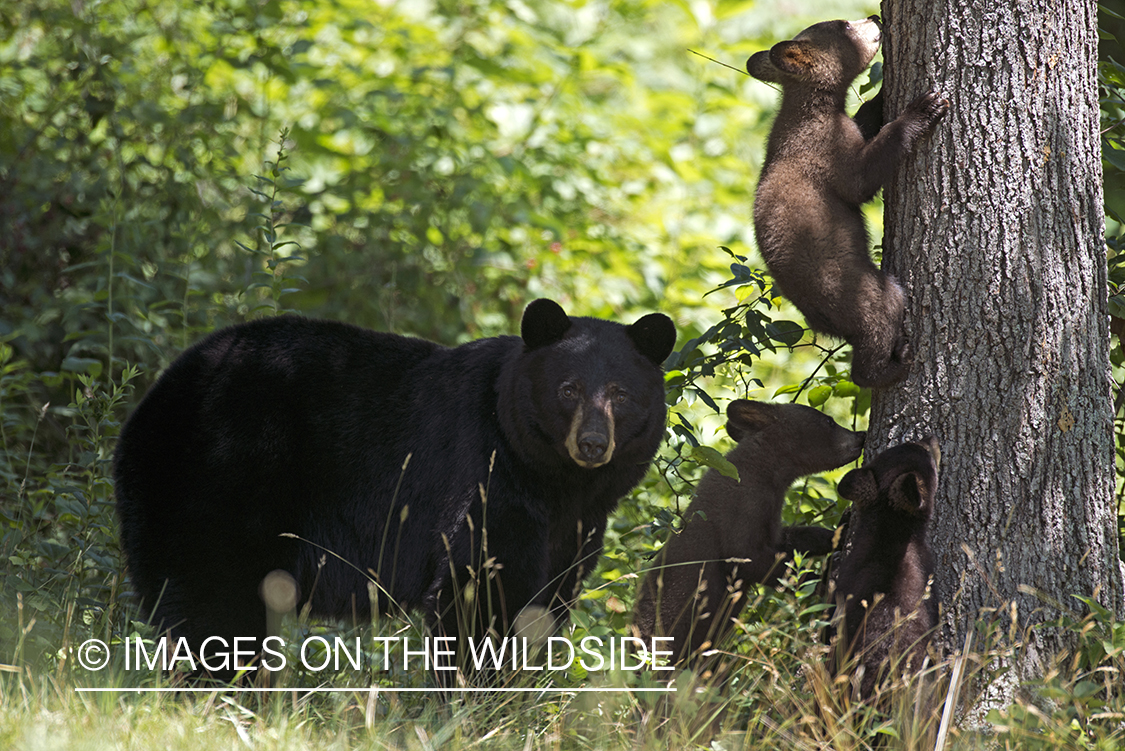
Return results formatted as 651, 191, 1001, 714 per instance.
627, 313, 676, 367
769, 40, 816, 78
837, 467, 877, 504
746, 50, 782, 82
725, 399, 774, 441
889, 470, 930, 515
521, 299, 572, 350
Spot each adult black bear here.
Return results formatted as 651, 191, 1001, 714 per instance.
632, 400, 864, 666
114, 299, 675, 675
828, 436, 940, 698
747, 17, 949, 388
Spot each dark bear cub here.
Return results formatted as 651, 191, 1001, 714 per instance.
747, 17, 949, 388
828, 436, 940, 698
114, 299, 675, 678
633, 400, 865, 666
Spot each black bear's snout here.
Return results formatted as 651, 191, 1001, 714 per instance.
917, 434, 940, 469
840, 430, 866, 462
577, 432, 609, 462
564, 399, 617, 468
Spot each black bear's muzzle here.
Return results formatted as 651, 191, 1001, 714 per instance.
565, 399, 617, 468
577, 432, 610, 464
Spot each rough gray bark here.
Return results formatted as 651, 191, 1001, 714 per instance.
869, 0, 1123, 680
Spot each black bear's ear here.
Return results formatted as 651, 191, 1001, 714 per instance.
889, 470, 929, 514
725, 400, 774, 441
521, 299, 572, 350
769, 40, 815, 78
746, 50, 782, 82
837, 467, 877, 504
626, 313, 676, 367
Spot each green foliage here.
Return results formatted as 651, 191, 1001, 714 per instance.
984, 596, 1125, 749
2, 366, 137, 674
644, 245, 866, 567
1101, 4, 1125, 563
237, 129, 310, 316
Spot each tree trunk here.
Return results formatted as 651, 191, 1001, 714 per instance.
870, 0, 1123, 684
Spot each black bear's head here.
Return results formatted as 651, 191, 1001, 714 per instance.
837, 436, 940, 516
520, 299, 675, 367
504, 299, 676, 470
746, 16, 882, 91
725, 399, 865, 478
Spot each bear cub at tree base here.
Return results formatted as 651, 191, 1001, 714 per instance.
114, 299, 675, 677
747, 17, 949, 388
828, 436, 940, 698
632, 400, 865, 666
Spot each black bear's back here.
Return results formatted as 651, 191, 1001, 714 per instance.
114, 317, 458, 642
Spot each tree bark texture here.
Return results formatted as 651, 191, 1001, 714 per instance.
871, 0, 1123, 669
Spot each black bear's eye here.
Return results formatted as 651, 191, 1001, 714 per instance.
561, 385, 578, 399
614, 391, 628, 404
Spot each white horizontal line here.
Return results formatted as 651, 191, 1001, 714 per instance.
74, 687, 675, 693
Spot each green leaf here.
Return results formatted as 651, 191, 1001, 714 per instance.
1109, 294, 1125, 319
715, 0, 756, 19
859, 62, 883, 94
765, 320, 805, 346
807, 384, 832, 407
687, 445, 740, 482
1104, 143, 1125, 172
692, 387, 721, 414
61, 357, 103, 378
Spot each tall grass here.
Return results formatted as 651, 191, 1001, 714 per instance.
3, 503, 1123, 751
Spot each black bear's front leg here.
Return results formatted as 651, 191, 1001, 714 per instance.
781, 524, 838, 557
850, 91, 949, 202
470, 499, 552, 640
759, 524, 839, 587
544, 510, 608, 628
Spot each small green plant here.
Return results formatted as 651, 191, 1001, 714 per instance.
982, 595, 1125, 749
237, 128, 309, 317
1, 366, 136, 677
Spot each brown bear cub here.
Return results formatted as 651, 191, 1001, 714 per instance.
633, 400, 865, 666
747, 17, 949, 388
827, 436, 940, 698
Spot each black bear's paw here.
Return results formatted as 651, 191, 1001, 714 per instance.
907, 91, 950, 127
781, 525, 838, 557
892, 334, 912, 366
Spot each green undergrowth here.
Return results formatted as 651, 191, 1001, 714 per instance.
2, 563, 1124, 750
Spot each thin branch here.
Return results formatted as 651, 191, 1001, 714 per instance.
687, 49, 749, 77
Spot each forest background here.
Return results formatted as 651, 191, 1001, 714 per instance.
2, 0, 1125, 748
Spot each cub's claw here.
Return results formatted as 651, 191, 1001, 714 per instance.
909, 90, 950, 124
